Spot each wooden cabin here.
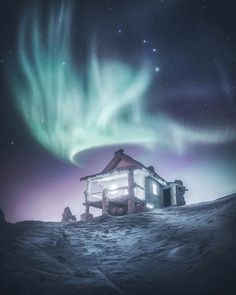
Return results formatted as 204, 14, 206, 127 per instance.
80, 149, 187, 221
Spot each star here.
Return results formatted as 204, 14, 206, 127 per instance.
10, 140, 15, 145
143, 40, 147, 44
155, 67, 160, 72
118, 29, 122, 34
62, 61, 66, 66
0, 59, 4, 64
152, 48, 157, 52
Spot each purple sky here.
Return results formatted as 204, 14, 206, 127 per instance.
1, 0, 236, 222
1, 144, 235, 222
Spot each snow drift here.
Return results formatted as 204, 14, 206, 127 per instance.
0, 194, 236, 295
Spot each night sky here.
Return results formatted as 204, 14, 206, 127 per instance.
1, 0, 236, 222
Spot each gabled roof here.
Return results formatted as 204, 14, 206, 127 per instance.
80, 149, 145, 181
102, 149, 145, 173
80, 149, 167, 186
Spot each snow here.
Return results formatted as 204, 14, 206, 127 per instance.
0, 194, 236, 295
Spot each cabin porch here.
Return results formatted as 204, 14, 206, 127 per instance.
81, 168, 146, 220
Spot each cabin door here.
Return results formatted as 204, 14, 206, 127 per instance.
163, 188, 171, 207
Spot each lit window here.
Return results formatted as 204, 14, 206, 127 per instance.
152, 182, 158, 195
110, 184, 118, 195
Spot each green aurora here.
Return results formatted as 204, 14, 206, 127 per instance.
10, 2, 236, 164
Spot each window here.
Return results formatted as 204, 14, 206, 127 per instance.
152, 182, 158, 195
134, 169, 145, 189
110, 184, 118, 195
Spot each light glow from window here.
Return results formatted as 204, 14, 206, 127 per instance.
152, 182, 158, 195
110, 184, 118, 195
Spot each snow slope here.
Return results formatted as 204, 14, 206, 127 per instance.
0, 194, 236, 295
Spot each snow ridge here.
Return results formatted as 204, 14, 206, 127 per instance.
0, 194, 236, 295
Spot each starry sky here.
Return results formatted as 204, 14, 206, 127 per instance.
1, 0, 236, 222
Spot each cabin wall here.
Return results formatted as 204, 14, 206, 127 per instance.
116, 159, 133, 169
176, 186, 186, 205
162, 184, 178, 206
168, 183, 186, 206
133, 169, 146, 201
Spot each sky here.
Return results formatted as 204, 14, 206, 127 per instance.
0, 0, 236, 222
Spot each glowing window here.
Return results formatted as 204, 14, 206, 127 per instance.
152, 182, 158, 195
110, 184, 118, 195
134, 169, 145, 188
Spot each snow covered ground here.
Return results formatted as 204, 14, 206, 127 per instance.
0, 194, 236, 295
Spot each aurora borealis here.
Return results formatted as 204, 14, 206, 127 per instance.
1, 0, 236, 222
13, 1, 154, 163
10, 1, 236, 164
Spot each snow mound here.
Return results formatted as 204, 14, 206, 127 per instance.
0, 194, 236, 295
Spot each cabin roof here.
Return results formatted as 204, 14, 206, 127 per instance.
80, 166, 133, 181
80, 149, 167, 185
102, 149, 145, 172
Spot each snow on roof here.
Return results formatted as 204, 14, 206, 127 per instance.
80, 149, 167, 185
